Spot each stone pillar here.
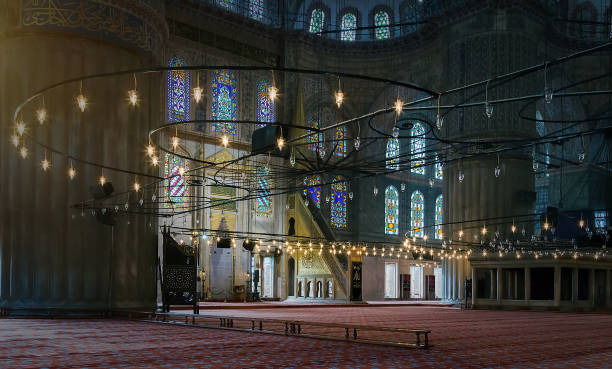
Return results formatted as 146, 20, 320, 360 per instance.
554, 265, 561, 307
572, 268, 579, 303
471, 267, 477, 307
525, 267, 531, 301
590, 269, 596, 308
496, 267, 502, 304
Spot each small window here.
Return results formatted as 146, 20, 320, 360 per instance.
384, 262, 398, 298
309, 8, 325, 34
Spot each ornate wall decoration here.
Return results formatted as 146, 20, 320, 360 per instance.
298, 252, 329, 276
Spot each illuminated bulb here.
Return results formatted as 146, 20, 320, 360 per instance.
543, 222, 550, 231
68, 167, 76, 180
458, 170, 465, 183
151, 156, 159, 166
36, 108, 47, 124
41, 158, 50, 171
481, 226, 487, 235
16, 121, 26, 136
268, 86, 278, 101
335, 91, 344, 108
511, 224, 517, 233
579, 219, 585, 228
133, 182, 140, 192
423, 234, 428, 241
178, 166, 185, 176
394, 98, 403, 114
193, 86, 203, 103
146, 145, 155, 157
99, 175, 106, 186
171, 136, 180, 150
277, 136, 285, 150
19, 146, 28, 159
76, 94, 87, 112
221, 135, 229, 147
482, 251, 487, 256
127, 89, 138, 106
10, 134, 19, 147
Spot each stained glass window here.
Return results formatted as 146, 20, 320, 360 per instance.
167, 57, 190, 122
257, 80, 274, 127
375, 11, 390, 40
411, 190, 424, 238
309, 8, 325, 34
249, 0, 264, 21
256, 168, 272, 216
594, 210, 608, 235
435, 153, 443, 179
303, 175, 321, 208
385, 185, 399, 235
164, 153, 190, 209
331, 176, 347, 229
334, 126, 346, 157
217, 0, 235, 11
341, 13, 356, 41
211, 70, 238, 136
386, 138, 400, 170
435, 195, 443, 240
411, 123, 425, 175
307, 117, 323, 151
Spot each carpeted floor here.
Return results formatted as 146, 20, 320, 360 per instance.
2, 306, 612, 368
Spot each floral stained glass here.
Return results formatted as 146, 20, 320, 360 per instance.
164, 153, 190, 209
385, 186, 399, 235
435, 195, 443, 240
167, 57, 190, 122
249, 0, 264, 21
375, 11, 390, 40
211, 70, 238, 136
334, 126, 346, 157
411, 123, 425, 175
303, 175, 321, 208
411, 191, 424, 238
257, 80, 274, 127
307, 117, 323, 151
341, 13, 356, 41
309, 8, 325, 34
435, 153, 443, 179
331, 176, 347, 229
256, 168, 272, 216
386, 138, 400, 170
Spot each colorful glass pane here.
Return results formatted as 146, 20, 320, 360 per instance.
411, 190, 424, 238
164, 153, 190, 209
435, 195, 443, 240
217, 0, 235, 11
435, 153, 443, 179
257, 80, 274, 127
341, 13, 356, 41
386, 138, 400, 170
211, 70, 238, 136
375, 11, 390, 40
334, 126, 346, 157
331, 177, 347, 229
411, 123, 425, 175
167, 57, 190, 122
256, 168, 272, 216
307, 117, 323, 151
594, 210, 608, 235
309, 8, 324, 33
303, 175, 321, 208
249, 0, 264, 21
385, 186, 399, 235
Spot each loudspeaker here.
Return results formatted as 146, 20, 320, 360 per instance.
251, 125, 287, 155
216, 238, 231, 248
89, 182, 114, 199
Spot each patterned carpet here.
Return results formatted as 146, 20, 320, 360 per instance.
2, 306, 612, 368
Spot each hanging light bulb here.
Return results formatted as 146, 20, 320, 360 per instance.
277, 136, 285, 150
289, 151, 296, 167
178, 166, 185, 176
133, 181, 140, 192
325, 195, 330, 203
511, 224, 517, 233
348, 191, 354, 200
10, 134, 19, 147
19, 146, 28, 159
494, 165, 501, 178
318, 145, 326, 158
458, 170, 465, 183
481, 225, 487, 235
532, 159, 539, 172
99, 174, 106, 186
127, 89, 138, 106
353, 137, 360, 150
68, 166, 76, 180
392, 126, 400, 138
394, 98, 403, 115
428, 178, 434, 187
579, 218, 585, 228
146, 144, 155, 157
16, 121, 26, 136
151, 156, 159, 166
268, 86, 278, 101
436, 113, 444, 130
458, 230, 464, 240
400, 182, 406, 192
544, 87, 553, 104
373, 186, 378, 197
76, 94, 87, 112
171, 136, 180, 150
543, 220, 550, 231
335, 90, 344, 108
36, 107, 47, 124
578, 150, 586, 164
485, 102, 494, 118
41, 157, 50, 171
193, 86, 203, 103
221, 135, 229, 147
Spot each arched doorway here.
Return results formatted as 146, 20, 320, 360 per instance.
287, 257, 295, 296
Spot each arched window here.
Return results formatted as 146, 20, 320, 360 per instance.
307, 117, 323, 151
303, 175, 321, 208
341, 13, 357, 41
411, 122, 425, 175
374, 11, 391, 39
410, 190, 424, 238
256, 168, 272, 216
211, 70, 238, 136
434, 153, 443, 179
167, 57, 190, 122
164, 152, 190, 209
257, 80, 274, 127
249, 0, 264, 21
309, 8, 325, 33
331, 176, 347, 229
385, 186, 399, 235
334, 126, 346, 157
435, 195, 443, 239
386, 138, 400, 170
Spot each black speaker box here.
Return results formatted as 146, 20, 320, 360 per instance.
89, 182, 114, 199
217, 238, 231, 248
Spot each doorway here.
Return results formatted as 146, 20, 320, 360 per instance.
287, 257, 295, 296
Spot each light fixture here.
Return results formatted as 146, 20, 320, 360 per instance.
481, 225, 487, 235
193, 86, 203, 103
36, 107, 47, 124
484, 79, 493, 118
68, 166, 76, 180
178, 166, 185, 176
19, 146, 28, 159
221, 135, 229, 147
268, 86, 278, 101
41, 155, 50, 171
392, 126, 400, 138
579, 217, 585, 228
543, 220, 550, 231
458, 170, 465, 183
277, 136, 284, 150
436, 94, 443, 130
99, 174, 106, 186
171, 136, 180, 150
133, 181, 140, 192
10, 134, 19, 147
335, 90, 344, 108
127, 89, 138, 106
394, 98, 403, 115
16, 121, 26, 136
76, 94, 87, 112
511, 223, 517, 233
151, 156, 159, 166
146, 144, 155, 157
353, 136, 360, 150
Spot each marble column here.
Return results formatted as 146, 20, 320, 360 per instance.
554, 265, 561, 307
496, 267, 502, 304
572, 268, 579, 303
525, 267, 531, 301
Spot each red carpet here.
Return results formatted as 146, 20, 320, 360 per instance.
2, 307, 612, 368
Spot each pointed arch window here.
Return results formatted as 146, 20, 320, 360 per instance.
257, 80, 275, 127
256, 168, 272, 216
249, 0, 264, 21
386, 138, 400, 170
374, 11, 390, 40
434, 153, 443, 180
307, 117, 323, 151
164, 152, 190, 209
435, 195, 443, 240
331, 176, 347, 229
341, 13, 357, 41
334, 126, 347, 157
410, 190, 424, 238
167, 57, 190, 122
303, 175, 321, 208
385, 186, 399, 235
411, 122, 425, 175
309, 8, 325, 34
211, 70, 238, 136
